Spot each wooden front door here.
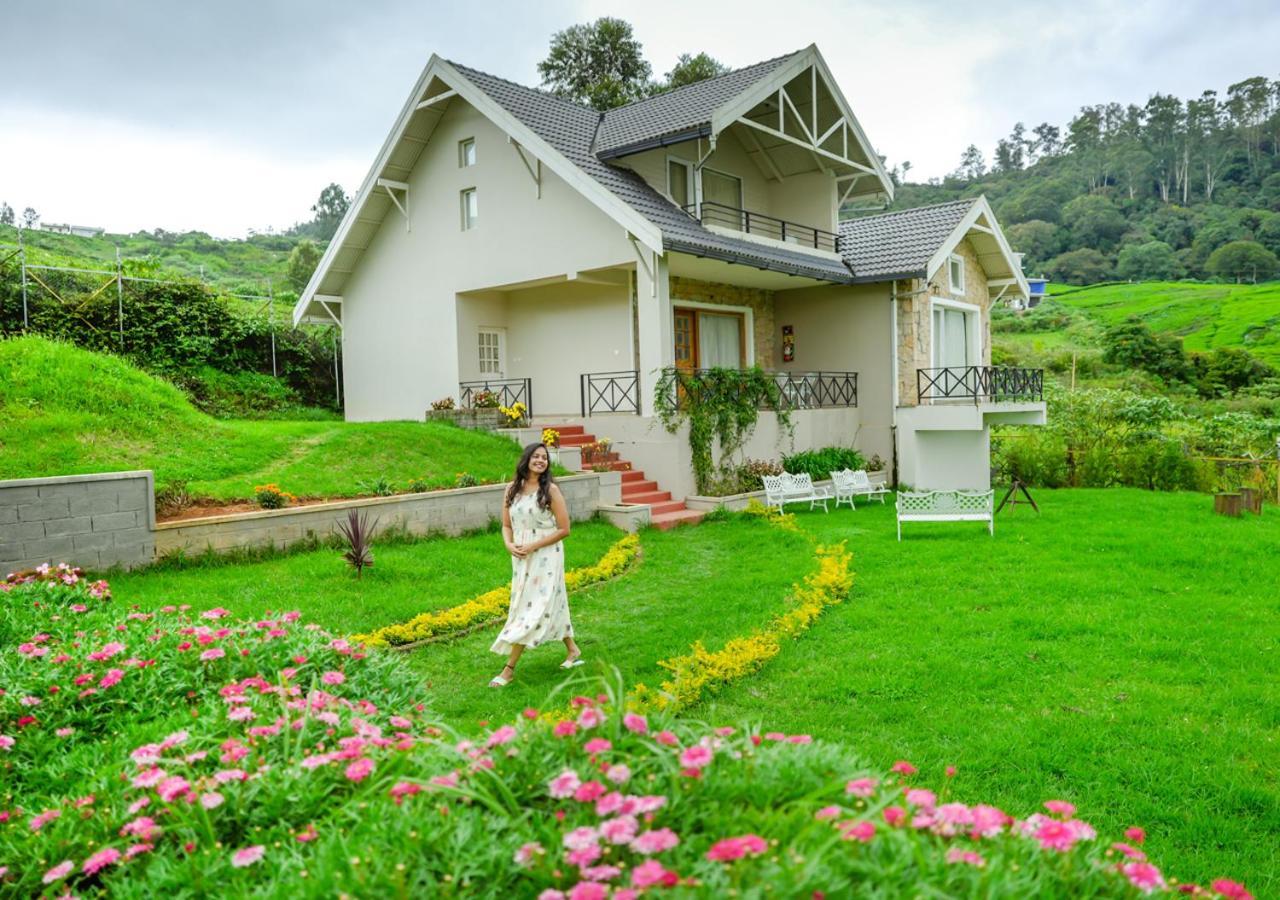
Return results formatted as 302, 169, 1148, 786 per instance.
674, 309, 696, 371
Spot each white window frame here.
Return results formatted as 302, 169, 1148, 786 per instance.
948, 253, 966, 296
665, 154, 695, 210
669, 298, 755, 367
698, 166, 745, 213
460, 188, 478, 231
477, 327, 505, 377
930, 297, 981, 369
458, 137, 476, 168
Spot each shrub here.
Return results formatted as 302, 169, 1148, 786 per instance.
407, 476, 429, 493
252, 483, 295, 509
455, 472, 478, 488
335, 509, 376, 578
736, 458, 783, 492
154, 479, 192, 517
783, 447, 867, 482
1205, 239, 1279, 282
542, 427, 561, 447
500, 401, 528, 426
176, 366, 307, 419
471, 389, 499, 409
430, 396, 455, 410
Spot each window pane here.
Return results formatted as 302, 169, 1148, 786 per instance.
944, 309, 969, 367
702, 169, 743, 210
668, 161, 689, 207
697, 312, 742, 368
461, 190, 477, 229
460, 139, 476, 167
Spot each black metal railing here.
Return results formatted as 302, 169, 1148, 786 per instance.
681, 201, 840, 253
917, 366, 1044, 404
459, 378, 532, 413
581, 371, 641, 416
661, 367, 857, 410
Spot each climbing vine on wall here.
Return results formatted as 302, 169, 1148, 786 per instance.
653, 366, 792, 494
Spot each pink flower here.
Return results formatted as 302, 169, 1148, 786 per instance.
574, 780, 606, 803
0, 735, 14, 751
679, 745, 713, 769
566, 845, 602, 867
538, 892, 566, 900
200, 792, 224, 810
513, 841, 544, 867
623, 713, 648, 734
787, 734, 812, 744
840, 820, 876, 843
631, 859, 677, 888
705, 834, 767, 862
88, 641, 125, 661
567, 883, 608, 900
904, 788, 936, 811
605, 764, 631, 784
946, 848, 986, 867
486, 725, 517, 748
120, 816, 160, 840
845, 777, 877, 797
882, 806, 906, 827
1125, 826, 1147, 845
814, 805, 841, 821
125, 842, 154, 859
946, 765, 958, 777
231, 845, 265, 868
583, 737, 612, 755
600, 814, 639, 845
631, 827, 679, 854
1210, 879, 1254, 900
296, 824, 319, 842
321, 670, 345, 686
390, 782, 422, 805
581, 865, 622, 882
344, 757, 374, 782
31, 808, 62, 831
1112, 842, 1146, 860
82, 847, 121, 875
157, 775, 192, 802
549, 769, 582, 799
1122, 862, 1166, 893
553, 720, 579, 738
968, 804, 1009, 838
563, 826, 599, 852
199, 648, 225, 661
654, 730, 678, 746
577, 707, 605, 729
202, 607, 232, 619
1044, 799, 1077, 818
42, 860, 73, 884
1031, 817, 1088, 852
890, 760, 917, 776
99, 668, 125, 688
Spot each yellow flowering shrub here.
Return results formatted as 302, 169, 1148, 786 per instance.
632, 541, 852, 712
741, 499, 799, 532
352, 533, 640, 649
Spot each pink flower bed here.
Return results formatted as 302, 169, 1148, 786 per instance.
0, 570, 1255, 897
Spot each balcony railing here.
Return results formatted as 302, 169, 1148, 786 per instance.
917, 366, 1044, 404
581, 371, 641, 416
459, 377, 531, 413
660, 367, 857, 410
682, 201, 840, 253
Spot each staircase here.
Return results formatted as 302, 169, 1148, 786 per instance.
545, 425, 705, 531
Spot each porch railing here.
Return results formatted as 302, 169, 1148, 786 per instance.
681, 201, 840, 253
916, 366, 1044, 404
581, 370, 641, 416
660, 367, 858, 410
459, 377, 532, 413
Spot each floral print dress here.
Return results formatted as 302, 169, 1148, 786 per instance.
491, 490, 572, 655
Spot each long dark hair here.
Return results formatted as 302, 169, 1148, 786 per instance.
506, 442, 554, 510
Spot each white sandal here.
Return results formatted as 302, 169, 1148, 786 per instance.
559, 653, 584, 670
489, 664, 515, 688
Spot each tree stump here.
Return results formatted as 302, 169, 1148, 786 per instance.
1239, 487, 1263, 515
1214, 493, 1243, 517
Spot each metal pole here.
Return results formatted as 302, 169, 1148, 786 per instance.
19, 229, 29, 329
115, 246, 124, 348
268, 281, 277, 378
333, 327, 340, 408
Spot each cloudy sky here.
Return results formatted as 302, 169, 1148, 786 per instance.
3, 0, 1278, 237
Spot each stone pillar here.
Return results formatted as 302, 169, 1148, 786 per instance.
635, 253, 672, 417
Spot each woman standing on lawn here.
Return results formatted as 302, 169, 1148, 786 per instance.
489, 442, 582, 687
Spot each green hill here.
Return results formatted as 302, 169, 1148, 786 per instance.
0, 336, 524, 501
1050, 281, 1280, 367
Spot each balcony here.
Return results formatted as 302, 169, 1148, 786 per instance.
659, 367, 857, 411
916, 366, 1044, 405
682, 201, 840, 254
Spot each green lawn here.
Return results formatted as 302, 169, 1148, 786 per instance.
99, 489, 1278, 891
0, 336, 528, 499
1053, 281, 1280, 367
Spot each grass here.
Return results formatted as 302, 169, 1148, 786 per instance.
0, 335, 528, 499
99, 488, 1280, 892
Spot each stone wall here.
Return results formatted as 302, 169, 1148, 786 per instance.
670, 276, 777, 366
1, 471, 156, 573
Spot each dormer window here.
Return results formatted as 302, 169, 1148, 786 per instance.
948, 254, 965, 295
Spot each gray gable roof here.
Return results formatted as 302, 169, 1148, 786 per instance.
838, 199, 976, 281
450, 61, 856, 284
595, 52, 802, 158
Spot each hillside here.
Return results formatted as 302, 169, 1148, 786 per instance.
0, 336, 524, 502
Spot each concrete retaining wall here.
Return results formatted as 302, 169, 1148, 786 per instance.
1, 471, 156, 573
2, 471, 602, 572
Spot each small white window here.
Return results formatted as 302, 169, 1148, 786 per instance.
478, 329, 503, 375
460, 188, 478, 230
667, 158, 692, 208
948, 254, 965, 296
459, 138, 476, 167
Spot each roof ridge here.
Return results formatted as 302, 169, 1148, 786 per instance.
600, 48, 807, 116
446, 59, 599, 116
839, 197, 976, 229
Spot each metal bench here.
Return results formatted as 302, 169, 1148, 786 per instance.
762, 473, 830, 513
831, 469, 890, 508
896, 490, 994, 540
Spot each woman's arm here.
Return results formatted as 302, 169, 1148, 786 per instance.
502, 498, 527, 558
527, 485, 571, 551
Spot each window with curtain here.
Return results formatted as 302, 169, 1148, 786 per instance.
697, 312, 743, 369
701, 168, 743, 229
932, 306, 971, 368
668, 159, 690, 208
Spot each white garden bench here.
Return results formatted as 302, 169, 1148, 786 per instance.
830, 469, 890, 508
762, 473, 830, 513
896, 490, 994, 540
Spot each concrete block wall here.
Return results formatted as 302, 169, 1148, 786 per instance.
1, 471, 157, 573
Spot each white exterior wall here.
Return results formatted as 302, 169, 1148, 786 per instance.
774, 282, 894, 465
341, 99, 637, 421
896, 424, 991, 492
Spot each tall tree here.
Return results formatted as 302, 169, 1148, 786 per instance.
286, 240, 323, 292
955, 144, 986, 181
1187, 91, 1230, 202
0, 202, 13, 226
1225, 76, 1271, 172
537, 18, 652, 110
310, 184, 349, 242
661, 52, 728, 91
1142, 93, 1184, 202
21, 207, 38, 229
1030, 122, 1061, 159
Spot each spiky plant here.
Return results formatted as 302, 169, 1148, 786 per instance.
336, 510, 377, 578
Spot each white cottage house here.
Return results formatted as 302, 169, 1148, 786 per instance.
294, 45, 1046, 518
